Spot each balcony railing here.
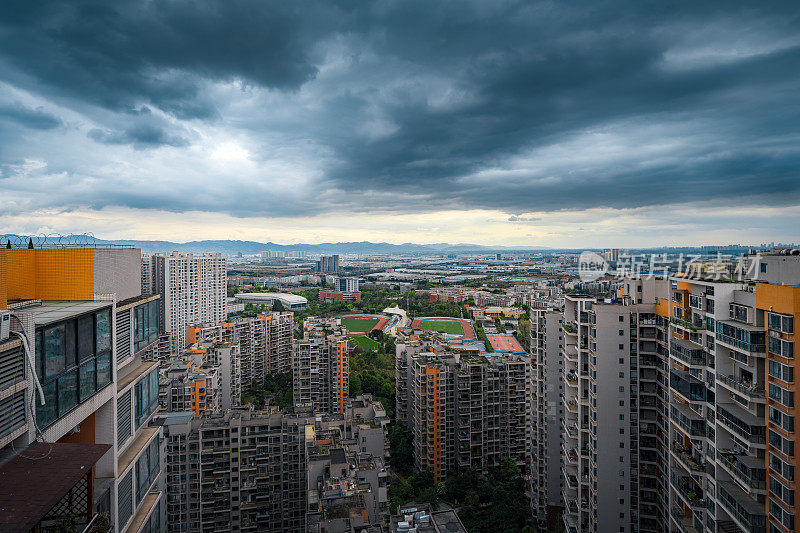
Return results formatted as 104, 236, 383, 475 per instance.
670, 473, 704, 508
717, 452, 766, 490
716, 404, 766, 444
671, 317, 698, 332
717, 374, 763, 399
671, 442, 703, 472
717, 481, 767, 533
670, 508, 700, 533
670, 338, 707, 366
82, 513, 113, 533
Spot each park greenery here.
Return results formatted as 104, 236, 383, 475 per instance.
388, 424, 531, 532
474, 321, 492, 352
349, 330, 396, 419
241, 373, 293, 410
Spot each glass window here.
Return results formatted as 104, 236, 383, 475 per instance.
134, 306, 145, 348
96, 354, 111, 389
36, 381, 58, 427
65, 319, 77, 368
96, 310, 111, 354
148, 301, 159, 343
78, 314, 94, 361
58, 369, 78, 416
35, 330, 43, 380
135, 380, 148, 428
44, 324, 66, 379
150, 370, 159, 410
79, 359, 96, 402
136, 437, 161, 506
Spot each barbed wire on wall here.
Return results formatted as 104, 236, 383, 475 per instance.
0, 232, 134, 249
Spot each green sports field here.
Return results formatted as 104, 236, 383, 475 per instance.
418, 320, 464, 335
349, 335, 380, 351
340, 317, 380, 333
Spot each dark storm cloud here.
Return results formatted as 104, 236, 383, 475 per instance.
0, 0, 799, 216
88, 124, 189, 149
0, 0, 338, 115
0, 102, 62, 130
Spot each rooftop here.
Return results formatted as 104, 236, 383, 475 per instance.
18, 300, 112, 326
235, 292, 308, 304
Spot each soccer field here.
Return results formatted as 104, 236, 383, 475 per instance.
418, 320, 464, 335
340, 317, 380, 333
349, 335, 380, 351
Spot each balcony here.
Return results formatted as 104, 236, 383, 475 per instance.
717, 451, 766, 491
716, 403, 766, 445
671, 317, 698, 332
716, 374, 764, 401
671, 442, 703, 473
670, 369, 707, 402
640, 355, 660, 368
717, 481, 767, 533
565, 399, 578, 413
716, 321, 766, 354
564, 345, 578, 361
670, 338, 707, 367
670, 472, 704, 509
566, 448, 578, 465
671, 507, 700, 533
565, 373, 578, 387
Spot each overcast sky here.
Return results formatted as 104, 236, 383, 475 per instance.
1, 0, 799, 247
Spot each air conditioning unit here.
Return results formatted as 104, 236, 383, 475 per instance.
0, 311, 10, 342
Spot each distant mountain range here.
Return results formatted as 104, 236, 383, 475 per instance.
0, 234, 552, 255
1, 234, 761, 255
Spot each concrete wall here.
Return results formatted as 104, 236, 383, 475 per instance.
592, 304, 631, 531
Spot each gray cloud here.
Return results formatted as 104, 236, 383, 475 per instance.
508, 216, 541, 223
0, 102, 62, 130
0, 0, 798, 226
88, 124, 188, 149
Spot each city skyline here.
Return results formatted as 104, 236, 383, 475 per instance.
1, 1, 799, 247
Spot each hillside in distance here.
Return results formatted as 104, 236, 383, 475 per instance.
0, 235, 552, 255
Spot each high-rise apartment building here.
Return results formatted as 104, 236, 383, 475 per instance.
0, 245, 165, 533
663, 253, 800, 533
144, 252, 227, 350
529, 307, 565, 530
316, 255, 340, 273
293, 318, 349, 414
157, 408, 315, 532
561, 277, 672, 533
551, 251, 800, 533
158, 396, 390, 533
757, 253, 799, 533
396, 348, 531, 483
187, 311, 294, 389
162, 362, 220, 417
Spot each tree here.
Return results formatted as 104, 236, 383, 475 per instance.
388, 424, 414, 476
271, 299, 286, 312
